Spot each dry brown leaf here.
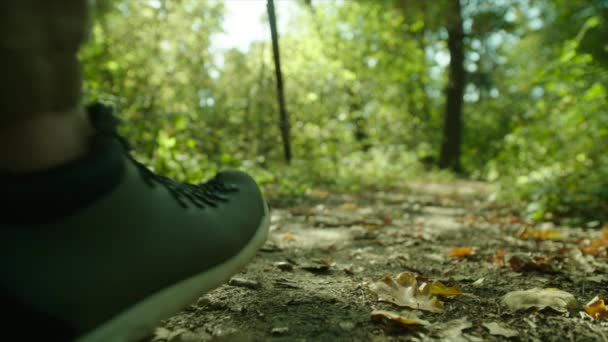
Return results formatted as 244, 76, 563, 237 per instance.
579, 226, 608, 256
449, 246, 474, 258
508, 253, 556, 273
288, 206, 314, 216
494, 250, 506, 266
282, 232, 295, 241
584, 296, 608, 320
371, 310, 430, 330
380, 214, 393, 225
510, 215, 523, 224
462, 214, 476, 225
317, 256, 333, 265
369, 272, 444, 313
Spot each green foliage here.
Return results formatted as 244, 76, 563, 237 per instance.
494, 16, 608, 224
80, 0, 608, 224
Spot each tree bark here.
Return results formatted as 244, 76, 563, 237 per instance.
267, 0, 292, 163
438, 0, 465, 172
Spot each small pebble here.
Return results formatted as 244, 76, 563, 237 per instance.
301, 264, 330, 274
274, 261, 294, 271
228, 277, 261, 289
271, 327, 289, 335
339, 321, 355, 331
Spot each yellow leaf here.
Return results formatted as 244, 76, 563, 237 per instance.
338, 203, 359, 210
430, 282, 462, 296
370, 272, 444, 313
517, 226, 563, 241
584, 296, 608, 320
449, 247, 474, 258
494, 250, 506, 266
283, 232, 295, 241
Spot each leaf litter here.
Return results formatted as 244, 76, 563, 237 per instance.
369, 272, 460, 313
153, 184, 608, 341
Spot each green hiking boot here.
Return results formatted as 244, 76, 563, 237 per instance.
0, 103, 270, 342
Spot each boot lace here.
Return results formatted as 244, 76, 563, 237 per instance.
87, 103, 236, 209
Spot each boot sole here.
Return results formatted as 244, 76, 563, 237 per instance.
76, 203, 270, 342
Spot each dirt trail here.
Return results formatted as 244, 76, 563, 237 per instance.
151, 181, 608, 342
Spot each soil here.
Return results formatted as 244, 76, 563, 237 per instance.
149, 181, 608, 342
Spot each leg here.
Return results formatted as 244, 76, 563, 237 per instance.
0, 2, 270, 341
0, 0, 93, 172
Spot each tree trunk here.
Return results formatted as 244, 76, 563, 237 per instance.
438, 0, 465, 172
267, 0, 292, 163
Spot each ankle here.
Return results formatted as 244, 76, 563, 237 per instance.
0, 107, 95, 173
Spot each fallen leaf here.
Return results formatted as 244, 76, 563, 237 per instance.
472, 278, 485, 287
502, 288, 578, 313
508, 253, 556, 273
364, 223, 383, 230
380, 214, 393, 225
338, 203, 359, 211
317, 256, 334, 265
516, 226, 563, 241
370, 272, 444, 313
309, 189, 330, 199
510, 215, 523, 224
449, 246, 474, 258
429, 282, 462, 296
579, 226, 608, 256
288, 206, 314, 216
371, 310, 430, 330
587, 275, 608, 284
584, 296, 608, 320
494, 250, 505, 266
462, 214, 476, 225
282, 232, 295, 241
482, 322, 518, 338
431, 317, 472, 341
567, 248, 595, 274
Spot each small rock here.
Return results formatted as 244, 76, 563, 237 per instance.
196, 297, 211, 307
273, 277, 300, 289
274, 261, 294, 271
228, 277, 261, 289
339, 321, 356, 331
260, 242, 282, 252
271, 327, 289, 335
230, 304, 244, 313
301, 264, 330, 274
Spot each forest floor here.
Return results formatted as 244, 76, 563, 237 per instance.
151, 180, 608, 342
